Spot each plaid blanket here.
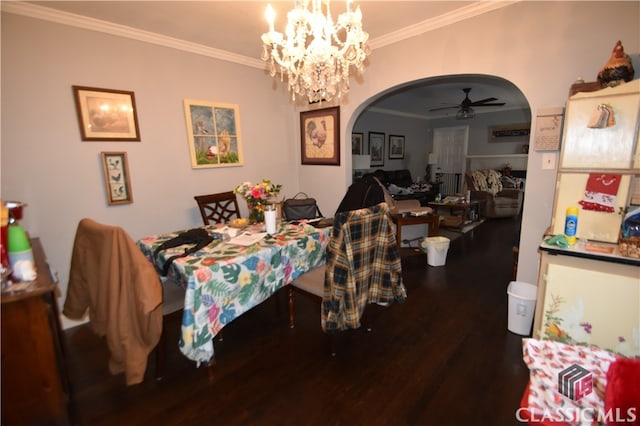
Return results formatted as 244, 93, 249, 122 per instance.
321, 203, 406, 332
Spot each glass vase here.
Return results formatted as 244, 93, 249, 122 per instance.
248, 203, 264, 224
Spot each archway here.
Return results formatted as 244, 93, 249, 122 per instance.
349, 73, 531, 246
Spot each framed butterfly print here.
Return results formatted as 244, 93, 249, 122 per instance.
101, 152, 133, 205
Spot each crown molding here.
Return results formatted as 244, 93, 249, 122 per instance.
1, 1, 265, 69
2, 1, 519, 69
368, 1, 520, 50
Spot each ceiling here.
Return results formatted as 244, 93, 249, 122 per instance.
19, 1, 530, 118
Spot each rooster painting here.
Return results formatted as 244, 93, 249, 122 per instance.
597, 40, 635, 87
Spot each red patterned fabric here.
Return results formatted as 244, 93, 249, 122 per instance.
578, 173, 622, 213
605, 358, 640, 426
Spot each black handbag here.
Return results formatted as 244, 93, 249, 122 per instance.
283, 192, 323, 220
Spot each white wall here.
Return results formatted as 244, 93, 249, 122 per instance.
1, 13, 297, 328
353, 111, 435, 180
2, 2, 639, 329
297, 1, 639, 286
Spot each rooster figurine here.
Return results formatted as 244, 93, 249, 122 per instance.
597, 40, 635, 87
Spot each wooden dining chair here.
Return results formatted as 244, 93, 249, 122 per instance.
288, 202, 406, 355
194, 191, 241, 225
64, 218, 184, 383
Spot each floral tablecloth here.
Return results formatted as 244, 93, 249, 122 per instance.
137, 222, 330, 364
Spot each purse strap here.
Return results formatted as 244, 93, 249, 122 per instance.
292, 192, 309, 199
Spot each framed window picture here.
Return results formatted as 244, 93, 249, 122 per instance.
300, 106, 340, 166
369, 132, 385, 167
389, 135, 405, 159
73, 86, 140, 141
183, 99, 244, 168
352, 132, 364, 155
101, 152, 133, 205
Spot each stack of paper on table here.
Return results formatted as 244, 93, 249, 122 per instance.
228, 232, 267, 246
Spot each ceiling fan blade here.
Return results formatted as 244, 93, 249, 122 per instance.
469, 97, 498, 105
428, 105, 459, 111
471, 102, 506, 107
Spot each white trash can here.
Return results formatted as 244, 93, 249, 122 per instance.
421, 236, 450, 267
507, 281, 537, 335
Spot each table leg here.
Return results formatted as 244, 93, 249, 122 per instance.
206, 357, 216, 383
396, 221, 403, 246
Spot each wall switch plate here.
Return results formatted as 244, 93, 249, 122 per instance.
542, 152, 556, 170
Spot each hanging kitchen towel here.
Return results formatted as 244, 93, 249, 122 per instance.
578, 173, 622, 213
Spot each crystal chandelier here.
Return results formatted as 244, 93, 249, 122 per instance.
261, 1, 370, 103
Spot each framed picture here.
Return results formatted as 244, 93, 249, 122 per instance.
488, 123, 531, 142
72, 86, 140, 141
101, 152, 133, 205
300, 106, 340, 166
389, 135, 405, 159
352, 132, 364, 155
369, 132, 385, 167
184, 99, 244, 168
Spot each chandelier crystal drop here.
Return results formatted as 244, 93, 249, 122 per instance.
261, 0, 370, 103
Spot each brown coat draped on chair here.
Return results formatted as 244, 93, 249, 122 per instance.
63, 218, 163, 385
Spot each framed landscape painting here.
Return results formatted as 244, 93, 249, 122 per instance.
389, 135, 405, 159
369, 132, 385, 167
183, 99, 244, 168
73, 86, 140, 141
352, 132, 364, 155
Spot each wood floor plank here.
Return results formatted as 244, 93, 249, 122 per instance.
63, 216, 530, 425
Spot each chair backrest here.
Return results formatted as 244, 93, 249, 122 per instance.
335, 175, 385, 214
322, 203, 406, 332
64, 218, 163, 385
194, 191, 240, 225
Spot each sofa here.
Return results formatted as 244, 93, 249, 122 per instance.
364, 169, 440, 206
465, 169, 524, 218
374, 169, 414, 188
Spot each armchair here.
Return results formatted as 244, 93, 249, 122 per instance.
466, 170, 524, 218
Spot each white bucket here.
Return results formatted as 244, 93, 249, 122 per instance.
421, 236, 450, 267
507, 281, 537, 335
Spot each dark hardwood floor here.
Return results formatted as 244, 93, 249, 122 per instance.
62, 216, 530, 426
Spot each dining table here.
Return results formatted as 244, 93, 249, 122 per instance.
137, 221, 330, 365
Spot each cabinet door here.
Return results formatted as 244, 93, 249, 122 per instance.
539, 257, 640, 357
560, 88, 639, 169
551, 173, 630, 242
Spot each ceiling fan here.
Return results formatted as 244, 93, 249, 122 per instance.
429, 87, 506, 118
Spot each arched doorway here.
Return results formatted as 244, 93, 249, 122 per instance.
350, 73, 531, 245
352, 74, 531, 186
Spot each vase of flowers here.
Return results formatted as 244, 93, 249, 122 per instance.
234, 179, 282, 224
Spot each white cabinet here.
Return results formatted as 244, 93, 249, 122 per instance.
551, 80, 640, 243
533, 80, 640, 356
533, 247, 640, 357
559, 80, 640, 170
551, 173, 632, 242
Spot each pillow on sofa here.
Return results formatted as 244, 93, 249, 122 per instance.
469, 170, 503, 195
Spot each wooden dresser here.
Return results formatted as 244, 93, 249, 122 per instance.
1, 238, 70, 425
